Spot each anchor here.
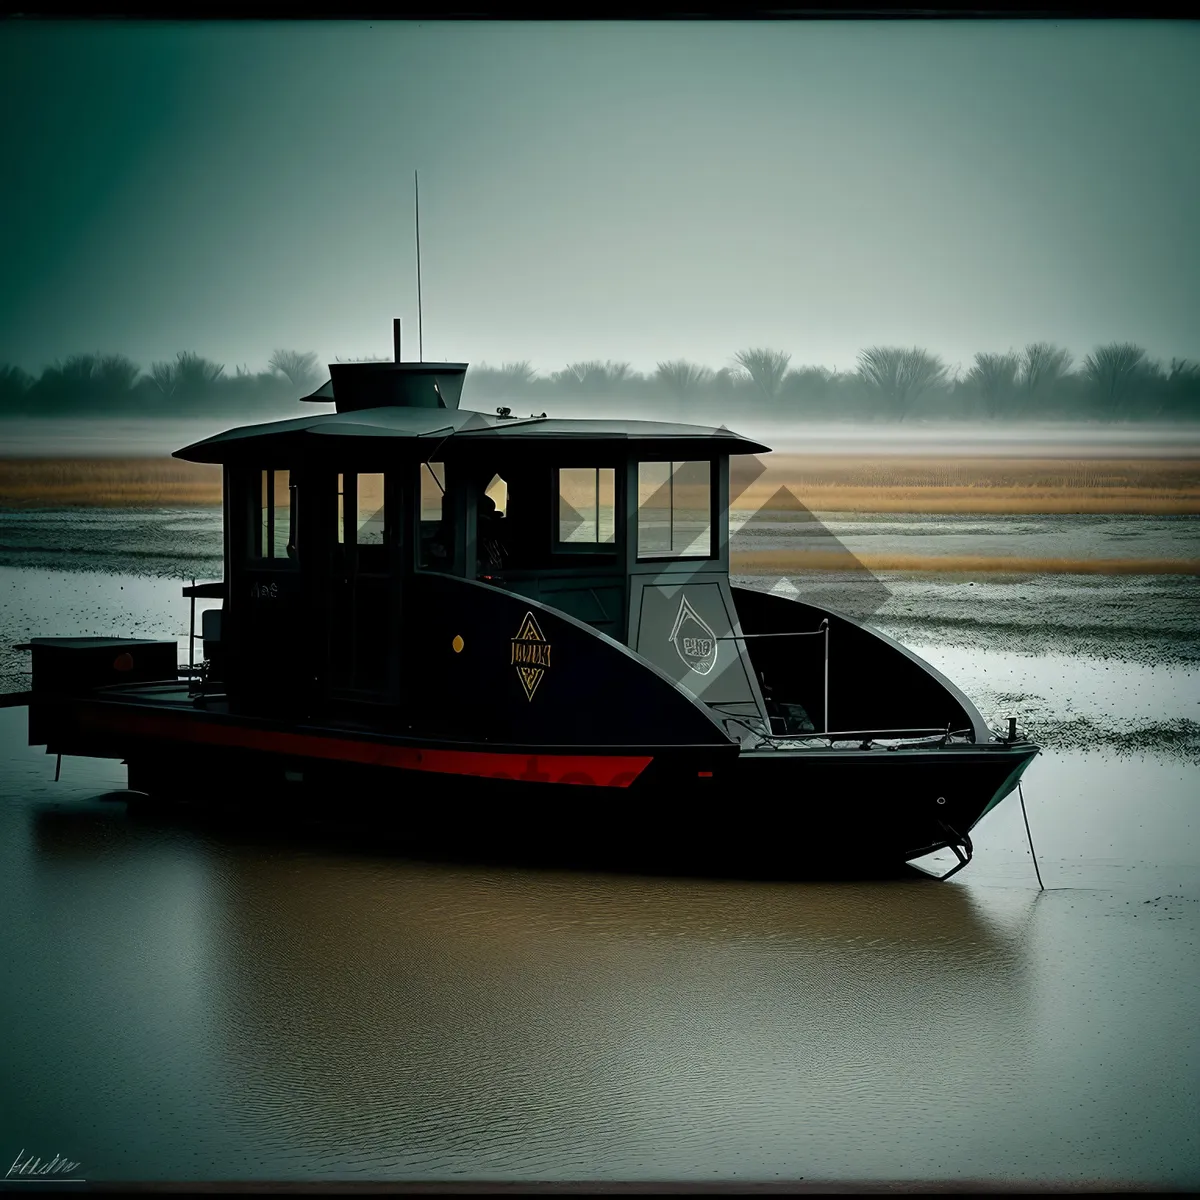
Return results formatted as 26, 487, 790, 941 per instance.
936, 820, 974, 882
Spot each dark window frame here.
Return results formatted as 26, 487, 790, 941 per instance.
340, 470, 392, 576
415, 460, 450, 571
635, 458, 717, 562
247, 467, 300, 568
553, 465, 618, 556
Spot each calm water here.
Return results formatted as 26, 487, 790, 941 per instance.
0, 510, 1197, 1186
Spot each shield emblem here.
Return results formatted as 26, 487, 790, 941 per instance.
669, 594, 718, 676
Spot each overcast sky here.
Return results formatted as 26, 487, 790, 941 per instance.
1, 19, 1197, 378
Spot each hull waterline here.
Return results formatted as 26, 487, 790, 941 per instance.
27, 685, 1038, 880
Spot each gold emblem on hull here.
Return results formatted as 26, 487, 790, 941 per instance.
511, 611, 551, 701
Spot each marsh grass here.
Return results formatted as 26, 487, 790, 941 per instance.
0, 455, 1198, 515
734, 455, 1200, 514
0, 458, 221, 506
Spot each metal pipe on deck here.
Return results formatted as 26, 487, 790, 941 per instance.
188, 578, 196, 689
715, 629, 826, 639
823, 618, 830, 733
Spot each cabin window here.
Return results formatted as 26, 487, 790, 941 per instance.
484, 473, 508, 517
356, 473, 386, 545
418, 461, 449, 568
556, 468, 616, 547
637, 460, 713, 558
475, 472, 513, 575
255, 469, 297, 560
420, 462, 446, 521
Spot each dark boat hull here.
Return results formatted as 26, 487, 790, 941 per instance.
29, 686, 1037, 879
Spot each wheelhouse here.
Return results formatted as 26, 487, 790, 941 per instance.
177, 354, 774, 735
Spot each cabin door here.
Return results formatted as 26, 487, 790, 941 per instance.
233, 468, 307, 708
328, 472, 397, 699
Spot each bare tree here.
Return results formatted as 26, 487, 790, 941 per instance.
176, 351, 225, 386
0, 363, 33, 412
966, 351, 1020, 418
601, 361, 633, 389
32, 353, 141, 409
466, 361, 538, 399
555, 361, 599, 389
1081, 343, 1147, 418
712, 366, 749, 396
268, 349, 322, 392
148, 360, 178, 398
781, 365, 835, 408
59, 353, 101, 385
554, 360, 632, 392
36, 353, 102, 398
1165, 358, 1200, 420
1168, 357, 1198, 384
856, 346, 948, 420
495, 361, 537, 388
733, 348, 792, 400
1018, 342, 1072, 401
96, 354, 141, 394
148, 352, 225, 403
655, 359, 714, 400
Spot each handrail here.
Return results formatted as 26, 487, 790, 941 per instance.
181, 581, 226, 599
720, 620, 831, 731
715, 629, 824, 639
182, 579, 227, 697
715, 710, 975, 748
787, 727, 973, 743
189, 578, 195, 686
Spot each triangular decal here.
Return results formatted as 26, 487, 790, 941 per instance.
511, 610, 552, 701
513, 611, 546, 644
517, 665, 544, 701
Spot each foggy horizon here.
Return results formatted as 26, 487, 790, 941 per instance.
1, 20, 1198, 377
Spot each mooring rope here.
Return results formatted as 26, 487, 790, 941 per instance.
1018, 780, 1045, 891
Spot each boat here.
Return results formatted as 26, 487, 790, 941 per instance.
2, 322, 1039, 880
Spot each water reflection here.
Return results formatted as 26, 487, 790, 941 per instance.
16, 802, 1035, 1181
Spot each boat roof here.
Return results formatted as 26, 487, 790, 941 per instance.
173, 405, 773, 464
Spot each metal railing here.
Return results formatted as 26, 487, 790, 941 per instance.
181, 578, 226, 696
717, 619, 830, 732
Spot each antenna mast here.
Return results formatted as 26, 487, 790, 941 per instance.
414, 169, 423, 362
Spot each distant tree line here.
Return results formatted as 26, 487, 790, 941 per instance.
1, 341, 1198, 422
0, 349, 324, 418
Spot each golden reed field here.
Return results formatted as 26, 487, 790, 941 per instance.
1, 454, 1198, 512
732, 454, 1200, 515
1, 454, 1197, 576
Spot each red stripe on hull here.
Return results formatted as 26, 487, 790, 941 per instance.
75, 704, 652, 788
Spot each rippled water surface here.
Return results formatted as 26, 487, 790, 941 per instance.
732, 511, 1200, 562
1, 508, 1197, 1186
